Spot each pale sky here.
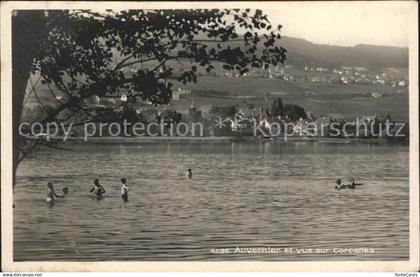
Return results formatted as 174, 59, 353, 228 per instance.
55, 1, 415, 48
264, 1, 414, 47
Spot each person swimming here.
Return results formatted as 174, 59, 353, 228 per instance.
186, 168, 192, 178
46, 182, 65, 202
120, 178, 129, 202
62, 187, 69, 195
90, 179, 106, 199
335, 178, 361, 189
350, 178, 356, 189
335, 179, 342, 189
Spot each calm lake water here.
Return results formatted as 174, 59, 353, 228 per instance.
13, 142, 409, 261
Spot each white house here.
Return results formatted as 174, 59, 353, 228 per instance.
172, 91, 180, 101
371, 92, 383, 98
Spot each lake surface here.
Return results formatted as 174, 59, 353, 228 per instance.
13, 142, 409, 261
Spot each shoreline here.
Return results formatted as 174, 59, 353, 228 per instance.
29, 135, 408, 145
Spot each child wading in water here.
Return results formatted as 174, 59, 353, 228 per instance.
46, 182, 65, 202
186, 168, 192, 179
121, 178, 129, 202
90, 178, 106, 199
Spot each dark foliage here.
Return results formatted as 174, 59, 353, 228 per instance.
270, 97, 284, 117
12, 9, 287, 181
21, 9, 286, 125
209, 105, 238, 118
283, 104, 307, 121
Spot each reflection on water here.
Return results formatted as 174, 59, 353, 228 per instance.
13, 142, 409, 261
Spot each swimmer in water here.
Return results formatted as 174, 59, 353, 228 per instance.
186, 168, 192, 178
350, 178, 356, 189
335, 179, 342, 190
121, 178, 129, 202
46, 182, 65, 202
62, 187, 69, 195
90, 178, 106, 199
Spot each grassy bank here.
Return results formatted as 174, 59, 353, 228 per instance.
171, 76, 409, 120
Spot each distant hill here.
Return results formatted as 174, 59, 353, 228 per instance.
27, 34, 409, 103
274, 36, 408, 69
108, 31, 408, 72
181, 34, 408, 70
214, 34, 408, 70
106, 33, 409, 72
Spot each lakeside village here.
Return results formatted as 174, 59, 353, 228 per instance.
23, 64, 409, 142
33, 93, 408, 143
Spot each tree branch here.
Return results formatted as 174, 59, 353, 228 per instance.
115, 56, 159, 71
17, 139, 40, 166
30, 78, 49, 113
22, 75, 42, 106
37, 139, 73, 151
46, 83, 65, 105
113, 54, 134, 72
151, 58, 168, 72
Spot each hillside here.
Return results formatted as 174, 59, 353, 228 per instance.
151, 35, 409, 71
277, 36, 408, 69
24, 35, 409, 121
188, 30, 408, 70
